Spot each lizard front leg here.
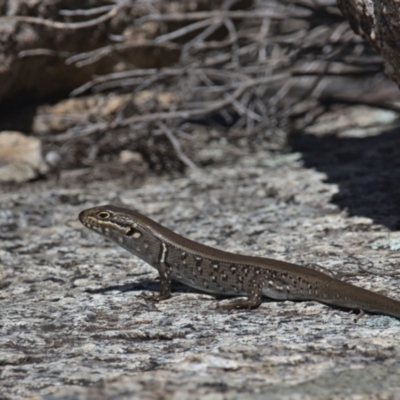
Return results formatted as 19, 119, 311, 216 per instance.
142, 242, 172, 301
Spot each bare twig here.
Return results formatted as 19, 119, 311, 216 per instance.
136, 10, 288, 24
52, 73, 290, 142
223, 18, 239, 65
155, 18, 218, 43
59, 5, 116, 17
18, 49, 70, 58
66, 41, 181, 68
1, 0, 124, 30
156, 122, 197, 169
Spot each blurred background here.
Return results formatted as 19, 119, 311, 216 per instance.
1, 0, 399, 193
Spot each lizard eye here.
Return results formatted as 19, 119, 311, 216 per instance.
97, 211, 110, 219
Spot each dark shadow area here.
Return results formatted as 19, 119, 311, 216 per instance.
289, 126, 400, 230
85, 279, 201, 295
0, 94, 65, 133
85, 279, 244, 303
85, 282, 361, 316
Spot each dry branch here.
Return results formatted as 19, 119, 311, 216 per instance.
0, 0, 124, 30
2, 0, 397, 175
52, 73, 290, 142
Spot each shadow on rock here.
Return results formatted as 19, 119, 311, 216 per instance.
289, 126, 400, 230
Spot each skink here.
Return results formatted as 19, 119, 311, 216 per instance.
79, 205, 400, 319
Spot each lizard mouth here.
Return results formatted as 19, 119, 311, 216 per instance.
78, 210, 97, 230
78, 210, 87, 224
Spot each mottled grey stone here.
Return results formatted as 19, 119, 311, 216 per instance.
1, 150, 400, 399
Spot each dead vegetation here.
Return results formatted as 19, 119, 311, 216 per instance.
1, 0, 399, 181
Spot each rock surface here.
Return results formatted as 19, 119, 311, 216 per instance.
0, 130, 48, 183
1, 146, 400, 399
